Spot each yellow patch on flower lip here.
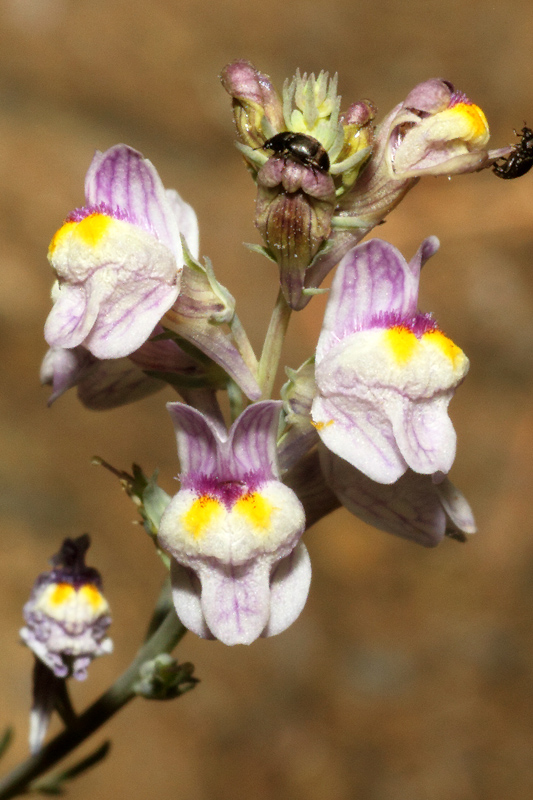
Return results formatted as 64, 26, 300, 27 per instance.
423, 330, 466, 369
385, 326, 418, 364
442, 102, 489, 145
48, 221, 76, 256
40, 582, 108, 616
48, 582, 75, 606
48, 213, 113, 256
234, 492, 273, 530
79, 584, 108, 613
183, 495, 223, 539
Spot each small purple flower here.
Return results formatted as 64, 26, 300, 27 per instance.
157, 401, 309, 645
20, 535, 112, 680
44, 144, 198, 360
21, 536, 112, 753
312, 237, 469, 484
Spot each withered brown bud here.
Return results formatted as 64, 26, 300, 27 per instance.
255, 158, 336, 309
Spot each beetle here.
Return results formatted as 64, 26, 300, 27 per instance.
493, 125, 533, 179
262, 131, 330, 172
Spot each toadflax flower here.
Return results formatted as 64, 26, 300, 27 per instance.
44, 144, 197, 359
312, 237, 469, 484
20, 535, 112, 752
278, 355, 476, 546
157, 401, 309, 645
20, 534, 112, 680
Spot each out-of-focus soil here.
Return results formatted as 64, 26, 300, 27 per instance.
1, 1, 533, 798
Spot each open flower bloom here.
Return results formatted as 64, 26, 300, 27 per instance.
320, 446, 476, 547
45, 144, 197, 359
20, 535, 112, 680
157, 401, 309, 645
312, 237, 469, 484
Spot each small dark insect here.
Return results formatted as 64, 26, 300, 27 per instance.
493, 125, 533, 179
262, 131, 330, 172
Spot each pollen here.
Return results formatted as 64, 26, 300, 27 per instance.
311, 419, 333, 430
385, 326, 418, 364
423, 330, 465, 368
183, 495, 222, 539
234, 492, 273, 530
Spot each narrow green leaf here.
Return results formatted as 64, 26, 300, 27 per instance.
0, 727, 13, 760
29, 741, 111, 795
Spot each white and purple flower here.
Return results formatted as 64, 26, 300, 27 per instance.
312, 237, 469, 484
20, 535, 113, 753
157, 401, 309, 645
44, 144, 197, 360
20, 535, 112, 680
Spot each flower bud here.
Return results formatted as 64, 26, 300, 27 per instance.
255, 157, 336, 308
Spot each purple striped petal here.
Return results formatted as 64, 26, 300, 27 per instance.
312, 392, 408, 484
166, 402, 221, 476
316, 239, 433, 361
170, 561, 213, 639
85, 145, 182, 259
387, 393, 457, 477
196, 559, 272, 645
262, 543, 312, 637
44, 282, 96, 351
320, 447, 476, 547
226, 401, 282, 480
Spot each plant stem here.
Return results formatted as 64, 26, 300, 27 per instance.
258, 288, 292, 398
0, 609, 186, 800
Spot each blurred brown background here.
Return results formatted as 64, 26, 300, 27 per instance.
1, 1, 533, 798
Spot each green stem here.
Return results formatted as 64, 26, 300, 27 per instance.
0, 609, 186, 800
258, 289, 292, 398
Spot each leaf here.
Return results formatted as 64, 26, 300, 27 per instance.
29, 741, 111, 795
0, 727, 13, 760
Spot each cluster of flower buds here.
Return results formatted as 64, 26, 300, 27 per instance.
221, 61, 510, 310
38, 61, 519, 646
